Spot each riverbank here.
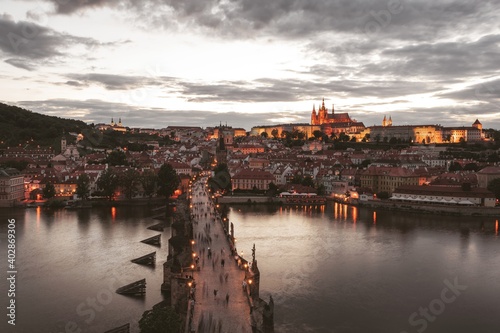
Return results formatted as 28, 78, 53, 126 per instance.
221, 196, 499, 217
15, 197, 169, 209
357, 199, 500, 216
218, 196, 284, 204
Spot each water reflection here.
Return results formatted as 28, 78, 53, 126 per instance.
229, 202, 500, 333
0, 206, 166, 333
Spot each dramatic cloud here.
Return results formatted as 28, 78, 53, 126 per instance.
64, 73, 173, 90
4, 57, 36, 70
2, 0, 499, 130
16, 98, 309, 129
0, 14, 129, 70
0, 14, 65, 59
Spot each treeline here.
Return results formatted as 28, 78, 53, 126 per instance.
0, 103, 89, 146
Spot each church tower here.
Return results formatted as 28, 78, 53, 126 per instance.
388, 116, 392, 126
472, 119, 482, 131
118, 118, 123, 127
216, 126, 228, 164
111, 118, 115, 126
382, 115, 387, 127
311, 104, 317, 125
61, 135, 67, 153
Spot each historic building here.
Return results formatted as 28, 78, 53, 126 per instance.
476, 166, 500, 188
96, 118, 127, 132
311, 99, 353, 125
391, 185, 496, 207
368, 117, 484, 143
250, 124, 321, 139
210, 126, 246, 140
215, 125, 229, 165
310, 99, 366, 138
360, 166, 426, 195
232, 169, 275, 191
0, 168, 24, 207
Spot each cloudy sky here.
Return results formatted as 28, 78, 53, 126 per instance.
1, 0, 499, 130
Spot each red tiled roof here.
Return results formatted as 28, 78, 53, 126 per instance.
233, 169, 274, 180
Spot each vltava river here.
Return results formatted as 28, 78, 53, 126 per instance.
0, 203, 499, 333
230, 203, 500, 333
0, 206, 167, 333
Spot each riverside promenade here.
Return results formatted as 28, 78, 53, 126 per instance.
190, 179, 252, 333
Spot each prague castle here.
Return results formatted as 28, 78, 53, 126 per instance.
368, 116, 484, 143
250, 98, 484, 143
311, 98, 353, 125
310, 99, 366, 137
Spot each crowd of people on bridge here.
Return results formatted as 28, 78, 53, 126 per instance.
188, 178, 250, 332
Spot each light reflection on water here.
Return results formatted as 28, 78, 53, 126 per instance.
0, 206, 167, 333
230, 203, 500, 333
0, 203, 498, 333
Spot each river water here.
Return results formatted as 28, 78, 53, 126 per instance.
0, 203, 499, 333
0, 206, 168, 333
231, 203, 500, 333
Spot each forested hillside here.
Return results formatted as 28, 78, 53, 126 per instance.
0, 103, 90, 146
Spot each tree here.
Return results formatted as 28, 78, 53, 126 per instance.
157, 163, 180, 198
107, 150, 128, 166
120, 168, 140, 199
449, 161, 463, 172
317, 184, 326, 195
260, 131, 268, 138
302, 175, 315, 188
268, 182, 278, 196
96, 168, 119, 200
376, 191, 390, 200
76, 174, 90, 200
339, 132, 350, 142
292, 174, 303, 184
0, 160, 28, 171
210, 163, 232, 192
141, 169, 158, 198
271, 128, 279, 139
139, 303, 181, 333
313, 130, 323, 140
360, 159, 371, 168
43, 182, 56, 199
487, 178, 500, 201
389, 137, 398, 144
487, 152, 499, 163
463, 163, 479, 172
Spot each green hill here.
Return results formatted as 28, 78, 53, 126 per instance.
0, 103, 90, 146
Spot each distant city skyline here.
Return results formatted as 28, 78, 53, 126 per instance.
1, 0, 499, 130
